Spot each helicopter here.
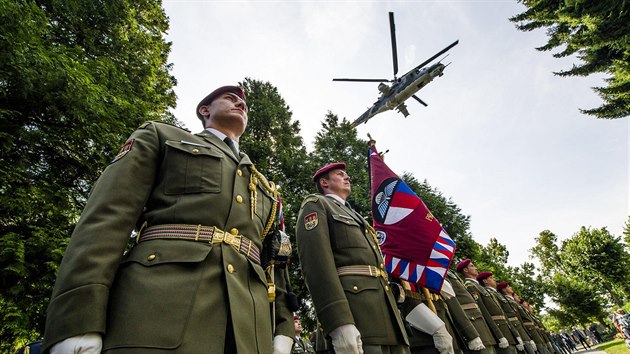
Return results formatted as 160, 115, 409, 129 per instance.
333, 12, 459, 127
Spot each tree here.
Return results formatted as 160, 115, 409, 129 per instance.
0, 0, 177, 351
511, 0, 630, 118
623, 215, 630, 246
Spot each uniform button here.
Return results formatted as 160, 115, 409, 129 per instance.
385, 285, 390, 291
192, 148, 199, 153
353, 286, 358, 291
147, 254, 156, 261
227, 264, 234, 273
380, 263, 384, 269
237, 169, 243, 176
372, 245, 377, 250
230, 228, 239, 235
236, 195, 243, 203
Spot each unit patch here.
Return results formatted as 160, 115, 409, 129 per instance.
376, 230, 387, 245
112, 139, 134, 163
304, 212, 319, 230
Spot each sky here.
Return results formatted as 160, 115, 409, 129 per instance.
162, 0, 628, 268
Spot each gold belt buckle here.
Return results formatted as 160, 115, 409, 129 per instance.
211, 227, 225, 243
224, 233, 242, 252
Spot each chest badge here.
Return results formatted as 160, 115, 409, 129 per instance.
304, 212, 319, 230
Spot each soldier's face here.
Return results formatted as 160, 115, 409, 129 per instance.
485, 275, 497, 287
294, 319, 303, 333
465, 263, 478, 277
202, 92, 248, 138
322, 169, 351, 198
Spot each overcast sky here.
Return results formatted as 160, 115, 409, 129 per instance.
162, 0, 628, 268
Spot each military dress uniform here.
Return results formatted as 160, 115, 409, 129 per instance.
398, 282, 460, 354
43, 121, 293, 353
443, 277, 482, 354
464, 279, 517, 354
296, 194, 409, 354
487, 288, 528, 354
447, 271, 497, 354
512, 301, 549, 354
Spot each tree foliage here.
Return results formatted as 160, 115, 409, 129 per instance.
0, 0, 177, 351
511, 0, 630, 118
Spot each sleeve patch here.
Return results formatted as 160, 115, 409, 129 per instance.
304, 212, 319, 230
111, 138, 134, 163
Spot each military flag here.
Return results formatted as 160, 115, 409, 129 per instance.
369, 144, 455, 292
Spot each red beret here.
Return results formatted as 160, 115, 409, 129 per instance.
476, 271, 493, 282
312, 162, 346, 183
196, 85, 246, 120
496, 281, 509, 291
294, 314, 299, 320
456, 259, 471, 272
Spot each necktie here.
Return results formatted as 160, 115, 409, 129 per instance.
223, 137, 239, 158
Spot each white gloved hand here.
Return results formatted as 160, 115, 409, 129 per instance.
525, 340, 537, 353
468, 337, 485, 351
330, 324, 363, 354
272, 335, 294, 354
433, 325, 455, 354
50, 333, 102, 354
498, 337, 509, 349
441, 280, 456, 299
516, 336, 524, 351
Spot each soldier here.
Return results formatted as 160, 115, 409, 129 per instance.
455, 260, 513, 354
495, 282, 536, 354
447, 269, 498, 354
482, 280, 526, 354
514, 295, 552, 354
296, 162, 410, 354
43, 86, 295, 353
292, 315, 315, 353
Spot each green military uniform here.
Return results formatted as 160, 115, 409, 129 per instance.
511, 301, 549, 354
399, 288, 460, 354
464, 279, 517, 354
443, 277, 482, 354
447, 271, 497, 354
489, 289, 529, 353
292, 335, 315, 353
43, 122, 293, 353
296, 194, 409, 353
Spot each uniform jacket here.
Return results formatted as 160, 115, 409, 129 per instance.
400, 294, 459, 351
482, 286, 519, 345
443, 277, 480, 348
43, 122, 293, 353
296, 194, 408, 346
503, 295, 532, 342
447, 271, 497, 347
464, 279, 511, 344
487, 287, 522, 343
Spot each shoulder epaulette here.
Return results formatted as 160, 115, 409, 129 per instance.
148, 120, 191, 132
300, 195, 320, 208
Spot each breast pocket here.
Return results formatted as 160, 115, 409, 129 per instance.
331, 214, 367, 249
163, 140, 223, 194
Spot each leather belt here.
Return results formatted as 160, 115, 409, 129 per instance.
336, 265, 388, 281
523, 321, 535, 326
460, 303, 479, 310
491, 315, 506, 321
509, 316, 519, 322
139, 224, 260, 264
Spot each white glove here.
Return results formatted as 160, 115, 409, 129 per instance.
467, 337, 485, 351
516, 336, 524, 351
272, 335, 294, 354
405, 303, 445, 334
433, 325, 455, 354
498, 337, 509, 348
50, 333, 102, 354
525, 340, 537, 352
441, 280, 455, 299
330, 324, 363, 354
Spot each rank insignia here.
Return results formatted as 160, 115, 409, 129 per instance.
112, 139, 134, 163
304, 212, 318, 230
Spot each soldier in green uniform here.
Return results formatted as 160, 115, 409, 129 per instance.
480, 279, 526, 354
43, 86, 295, 354
442, 276, 486, 354
495, 282, 535, 354
296, 162, 410, 354
456, 260, 513, 354
292, 315, 315, 354
475, 272, 521, 354
447, 269, 497, 354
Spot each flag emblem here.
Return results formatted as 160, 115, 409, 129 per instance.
304, 212, 318, 230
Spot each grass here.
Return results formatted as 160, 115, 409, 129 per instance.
597, 339, 630, 354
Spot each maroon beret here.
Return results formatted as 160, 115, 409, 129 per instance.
312, 162, 346, 183
456, 259, 471, 272
196, 85, 246, 120
476, 271, 493, 282
496, 281, 509, 291
294, 314, 299, 320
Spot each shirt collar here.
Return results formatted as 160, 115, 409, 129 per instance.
205, 128, 240, 151
326, 193, 346, 205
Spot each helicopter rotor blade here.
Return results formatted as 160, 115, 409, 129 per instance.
412, 95, 428, 107
332, 78, 390, 82
389, 12, 399, 78
410, 40, 459, 73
